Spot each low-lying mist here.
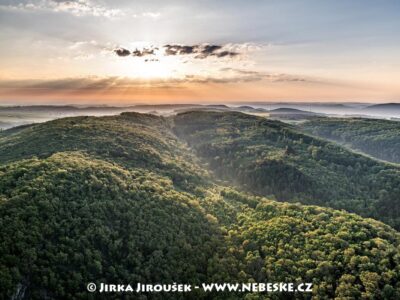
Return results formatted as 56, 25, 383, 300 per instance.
1, 102, 399, 130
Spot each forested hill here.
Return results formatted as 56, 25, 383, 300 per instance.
1, 112, 400, 299
173, 111, 400, 229
0, 112, 209, 193
299, 117, 400, 163
0, 152, 225, 299
1, 153, 399, 299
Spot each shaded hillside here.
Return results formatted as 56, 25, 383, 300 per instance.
300, 117, 400, 163
173, 111, 400, 229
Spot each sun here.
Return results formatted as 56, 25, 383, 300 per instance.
113, 58, 173, 79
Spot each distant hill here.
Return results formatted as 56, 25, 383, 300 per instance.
130, 104, 201, 111
363, 103, 400, 116
267, 107, 325, 120
300, 117, 400, 163
269, 107, 321, 115
237, 105, 254, 110
206, 104, 230, 109
174, 106, 229, 114
364, 103, 400, 110
174, 105, 267, 114
3, 103, 400, 132
236, 106, 268, 113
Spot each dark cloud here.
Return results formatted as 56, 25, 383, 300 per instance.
194, 44, 223, 58
114, 48, 131, 57
179, 45, 197, 54
164, 44, 239, 59
202, 45, 222, 54
114, 46, 158, 57
132, 48, 156, 57
213, 51, 239, 58
113, 44, 240, 60
164, 45, 199, 56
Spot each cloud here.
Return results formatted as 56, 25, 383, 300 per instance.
140, 12, 160, 18
202, 45, 222, 53
112, 46, 159, 58
40, 40, 115, 61
0, 77, 113, 91
68, 40, 99, 50
164, 44, 239, 59
114, 48, 131, 57
0, 0, 124, 18
131, 48, 156, 57
110, 43, 261, 60
111, 43, 241, 59
0, 70, 309, 96
212, 50, 239, 58
0, 77, 186, 96
164, 45, 198, 56
219, 68, 308, 83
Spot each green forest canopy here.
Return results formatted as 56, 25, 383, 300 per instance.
299, 117, 400, 164
0, 111, 399, 299
173, 111, 400, 229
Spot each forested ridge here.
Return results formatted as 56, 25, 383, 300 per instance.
1, 111, 400, 299
0, 153, 221, 299
0, 113, 208, 193
299, 117, 400, 164
173, 111, 400, 229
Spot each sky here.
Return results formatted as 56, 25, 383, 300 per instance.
0, 0, 399, 104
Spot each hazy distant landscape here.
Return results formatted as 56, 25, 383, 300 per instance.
1, 102, 399, 130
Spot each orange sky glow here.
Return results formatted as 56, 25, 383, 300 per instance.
1, 0, 399, 104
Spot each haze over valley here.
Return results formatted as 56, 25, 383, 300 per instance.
1, 102, 399, 130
